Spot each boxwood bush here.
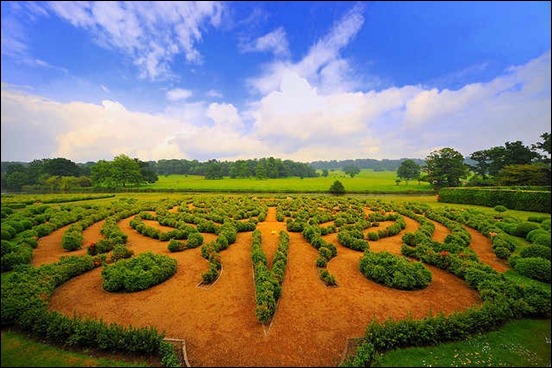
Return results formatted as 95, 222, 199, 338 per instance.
359, 251, 432, 290
101, 252, 177, 292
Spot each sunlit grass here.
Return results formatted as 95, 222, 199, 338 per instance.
1, 329, 151, 367
145, 170, 434, 193
375, 318, 551, 367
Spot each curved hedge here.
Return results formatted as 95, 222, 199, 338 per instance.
438, 187, 551, 213
359, 251, 432, 290
101, 252, 177, 292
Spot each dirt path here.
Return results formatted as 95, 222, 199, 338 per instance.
465, 227, 509, 272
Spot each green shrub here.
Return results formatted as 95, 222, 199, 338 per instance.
519, 244, 551, 260
493, 205, 508, 212
515, 222, 542, 238
101, 252, 177, 292
359, 251, 432, 290
512, 257, 551, 283
110, 245, 134, 262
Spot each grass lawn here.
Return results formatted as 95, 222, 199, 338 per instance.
374, 318, 551, 367
141, 170, 434, 193
1, 329, 152, 367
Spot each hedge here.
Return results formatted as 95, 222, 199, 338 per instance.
438, 187, 551, 213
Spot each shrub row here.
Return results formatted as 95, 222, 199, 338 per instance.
199, 223, 239, 284
301, 225, 338, 286
439, 187, 551, 213
1, 255, 178, 366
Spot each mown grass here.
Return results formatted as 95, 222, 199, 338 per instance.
0, 329, 152, 367
374, 318, 551, 367
142, 170, 434, 193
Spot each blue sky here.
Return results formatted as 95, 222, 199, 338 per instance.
1, 1, 550, 163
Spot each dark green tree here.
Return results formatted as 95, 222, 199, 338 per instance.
205, 159, 223, 179
343, 165, 360, 178
43, 157, 81, 177
329, 180, 345, 195
425, 147, 468, 190
396, 159, 420, 184
532, 132, 551, 165
112, 154, 142, 186
136, 159, 158, 183
496, 164, 550, 186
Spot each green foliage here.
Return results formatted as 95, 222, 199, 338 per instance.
519, 244, 551, 260
101, 252, 177, 292
493, 205, 508, 212
396, 159, 421, 183
439, 187, 551, 213
510, 256, 551, 283
329, 180, 345, 195
425, 147, 468, 190
359, 251, 432, 290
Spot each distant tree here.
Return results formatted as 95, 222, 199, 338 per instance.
255, 161, 267, 180
90, 160, 116, 187
425, 147, 469, 190
322, 169, 329, 177
532, 132, 551, 164
329, 180, 345, 195
469, 150, 491, 179
43, 157, 81, 177
396, 159, 420, 184
5, 171, 29, 192
205, 159, 223, 180
136, 160, 158, 183
112, 154, 142, 186
496, 164, 550, 186
343, 165, 360, 178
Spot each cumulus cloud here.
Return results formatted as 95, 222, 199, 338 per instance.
44, 1, 224, 80
1, 51, 550, 163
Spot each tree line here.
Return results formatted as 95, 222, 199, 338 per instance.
1, 156, 317, 192
394, 132, 550, 190
152, 157, 317, 180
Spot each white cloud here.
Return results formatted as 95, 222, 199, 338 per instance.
247, 3, 365, 96
205, 89, 223, 98
207, 102, 243, 130
44, 1, 224, 80
1, 51, 550, 163
166, 88, 193, 102
240, 27, 290, 58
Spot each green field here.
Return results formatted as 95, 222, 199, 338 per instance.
141, 170, 433, 193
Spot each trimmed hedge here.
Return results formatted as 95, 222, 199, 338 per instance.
101, 252, 177, 292
359, 251, 432, 290
438, 187, 551, 213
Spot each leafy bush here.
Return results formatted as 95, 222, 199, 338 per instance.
493, 205, 508, 212
359, 251, 432, 290
102, 252, 177, 292
519, 244, 551, 260
511, 257, 551, 283
515, 222, 542, 238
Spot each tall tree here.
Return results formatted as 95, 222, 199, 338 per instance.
205, 159, 223, 179
532, 132, 551, 164
112, 154, 142, 187
396, 159, 420, 184
425, 148, 468, 190
43, 157, 81, 177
